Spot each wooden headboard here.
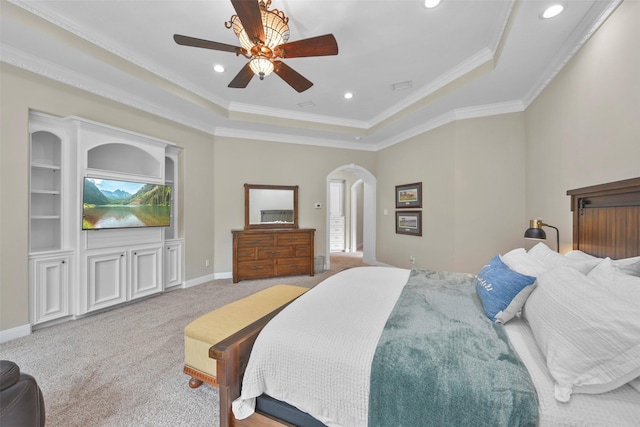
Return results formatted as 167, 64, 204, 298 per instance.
567, 177, 640, 259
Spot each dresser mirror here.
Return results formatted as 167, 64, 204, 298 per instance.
244, 183, 299, 229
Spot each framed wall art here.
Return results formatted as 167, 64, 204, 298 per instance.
396, 211, 422, 236
395, 182, 422, 208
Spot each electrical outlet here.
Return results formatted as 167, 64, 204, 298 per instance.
205, 259, 210, 267
410, 256, 415, 264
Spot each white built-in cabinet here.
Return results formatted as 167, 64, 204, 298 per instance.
329, 180, 345, 252
28, 112, 183, 328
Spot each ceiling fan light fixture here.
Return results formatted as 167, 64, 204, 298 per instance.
229, 0, 290, 52
249, 57, 274, 79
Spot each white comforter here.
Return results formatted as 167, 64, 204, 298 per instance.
232, 266, 411, 427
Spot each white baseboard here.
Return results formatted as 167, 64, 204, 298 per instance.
183, 272, 232, 288
183, 273, 215, 288
0, 323, 31, 343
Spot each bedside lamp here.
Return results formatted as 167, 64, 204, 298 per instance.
524, 219, 559, 252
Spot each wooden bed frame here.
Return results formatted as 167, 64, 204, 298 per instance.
211, 176, 640, 427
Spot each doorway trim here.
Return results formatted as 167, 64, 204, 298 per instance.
325, 164, 377, 269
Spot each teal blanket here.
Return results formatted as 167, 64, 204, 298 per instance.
368, 270, 538, 427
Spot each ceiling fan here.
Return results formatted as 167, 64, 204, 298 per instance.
174, 0, 338, 93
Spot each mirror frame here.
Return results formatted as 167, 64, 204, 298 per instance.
244, 183, 299, 229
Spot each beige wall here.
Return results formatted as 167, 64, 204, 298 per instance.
212, 137, 375, 273
525, 0, 640, 253
376, 114, 527, 274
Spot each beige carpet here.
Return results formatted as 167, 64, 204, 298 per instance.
0, 253, 367, 427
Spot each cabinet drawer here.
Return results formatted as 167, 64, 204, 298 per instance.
277, 258, 311, 276
237, 247, 257, 261
295, 245, 311, 257
330, 226, 344, 234
330, 217, 345, 226
258, 246, 294, 259
237, 260, 275, 279
330, 234, 344, 242
276, 232, 311, 246
330, 242, 344, 251
237, 234, 275, 247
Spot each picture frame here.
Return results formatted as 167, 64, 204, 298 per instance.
395, 182, 422, 208
396, 211, 422, 236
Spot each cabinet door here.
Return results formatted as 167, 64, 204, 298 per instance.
131, 247, 162, 299
164, 243, 182, 289
87, 251, 127, 312
31, 256, 70, 325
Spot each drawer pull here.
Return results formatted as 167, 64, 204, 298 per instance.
250, 266, 263, 271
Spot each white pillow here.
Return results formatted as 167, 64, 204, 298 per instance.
501, 248, 548, 277
587, 258, 640, 308
567, 250, 640, 277
523, 265, 640, 402
528, 243, 600, 274
613, 256, 640, 277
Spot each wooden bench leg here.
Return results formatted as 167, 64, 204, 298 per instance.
189, 377, 203, 388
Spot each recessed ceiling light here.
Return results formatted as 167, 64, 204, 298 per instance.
541, 4, 564, 19
213, 64, 225, 73
424, 0, 441, 9
344, 92, 353, 99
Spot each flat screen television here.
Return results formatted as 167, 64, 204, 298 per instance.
82, 177, 171, 230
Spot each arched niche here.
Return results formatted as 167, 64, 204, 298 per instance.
87, 143, 160, 177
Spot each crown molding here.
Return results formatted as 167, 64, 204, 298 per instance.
213, 127, 377, 151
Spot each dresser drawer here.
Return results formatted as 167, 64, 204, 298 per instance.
295, 245, 311, 257
330, 226, 344, 234
237, 233, 275, 247
258, 246, 294, 259
277, 258, 311, 276
237, 260, 275, 280
237, 247, 257, 261
276, 232, 311, 246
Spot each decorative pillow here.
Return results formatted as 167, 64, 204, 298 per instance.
587, 258, 640, 308
528, 243, 599, 274
475, 255, 536, 324
523, 265, 640, 402
501, 248, 548, 277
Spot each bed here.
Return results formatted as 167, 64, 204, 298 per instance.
211, 177, 640, 427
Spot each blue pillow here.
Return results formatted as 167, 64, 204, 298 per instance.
475, 255, 537, 323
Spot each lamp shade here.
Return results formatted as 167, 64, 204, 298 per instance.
524, 227, 546, 240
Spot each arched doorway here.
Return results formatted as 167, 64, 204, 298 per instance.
325, 164, 377, 269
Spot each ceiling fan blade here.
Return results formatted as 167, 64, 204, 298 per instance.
274, 34, 338, 58
174, 34, 242, 54
228, 62, 255, 88
231, 0, 265, 45
273, 61, 313, 93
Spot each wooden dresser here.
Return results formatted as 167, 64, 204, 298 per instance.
232, 228, 315, 283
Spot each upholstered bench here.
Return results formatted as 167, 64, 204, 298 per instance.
184, 284, 309, 388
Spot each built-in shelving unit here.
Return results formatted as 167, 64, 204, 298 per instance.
30, 130, 63, 253
28, 112, 183, 329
